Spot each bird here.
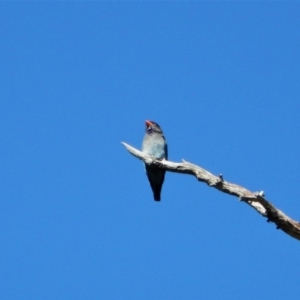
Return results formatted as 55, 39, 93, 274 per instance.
142, 120, 168, 201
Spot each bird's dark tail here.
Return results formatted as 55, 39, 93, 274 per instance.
146, 167, 165, 202
153, 193, 161, 201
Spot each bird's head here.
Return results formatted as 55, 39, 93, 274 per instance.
145, 120, 162, 134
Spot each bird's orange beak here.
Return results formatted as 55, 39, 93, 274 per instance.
145, 120, 153, 127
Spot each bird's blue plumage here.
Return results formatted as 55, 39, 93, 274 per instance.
142, 120, 167, 201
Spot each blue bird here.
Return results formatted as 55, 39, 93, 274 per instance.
142, 120, 168, 201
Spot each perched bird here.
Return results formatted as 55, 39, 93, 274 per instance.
142, 120, 168, 201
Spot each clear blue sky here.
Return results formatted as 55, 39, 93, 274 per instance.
1, 3, 300, 299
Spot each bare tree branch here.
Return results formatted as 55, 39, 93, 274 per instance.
122, 142, 300, 241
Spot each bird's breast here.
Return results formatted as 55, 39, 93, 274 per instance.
144, 141, 166, 159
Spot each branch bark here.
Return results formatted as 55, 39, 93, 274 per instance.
122, 142, 300, 241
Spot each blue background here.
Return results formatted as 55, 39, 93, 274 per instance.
1, 3, 300, 299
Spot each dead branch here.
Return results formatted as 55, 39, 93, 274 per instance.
122, 142, 300, 241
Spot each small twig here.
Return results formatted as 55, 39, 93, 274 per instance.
122, 142, 300, 241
